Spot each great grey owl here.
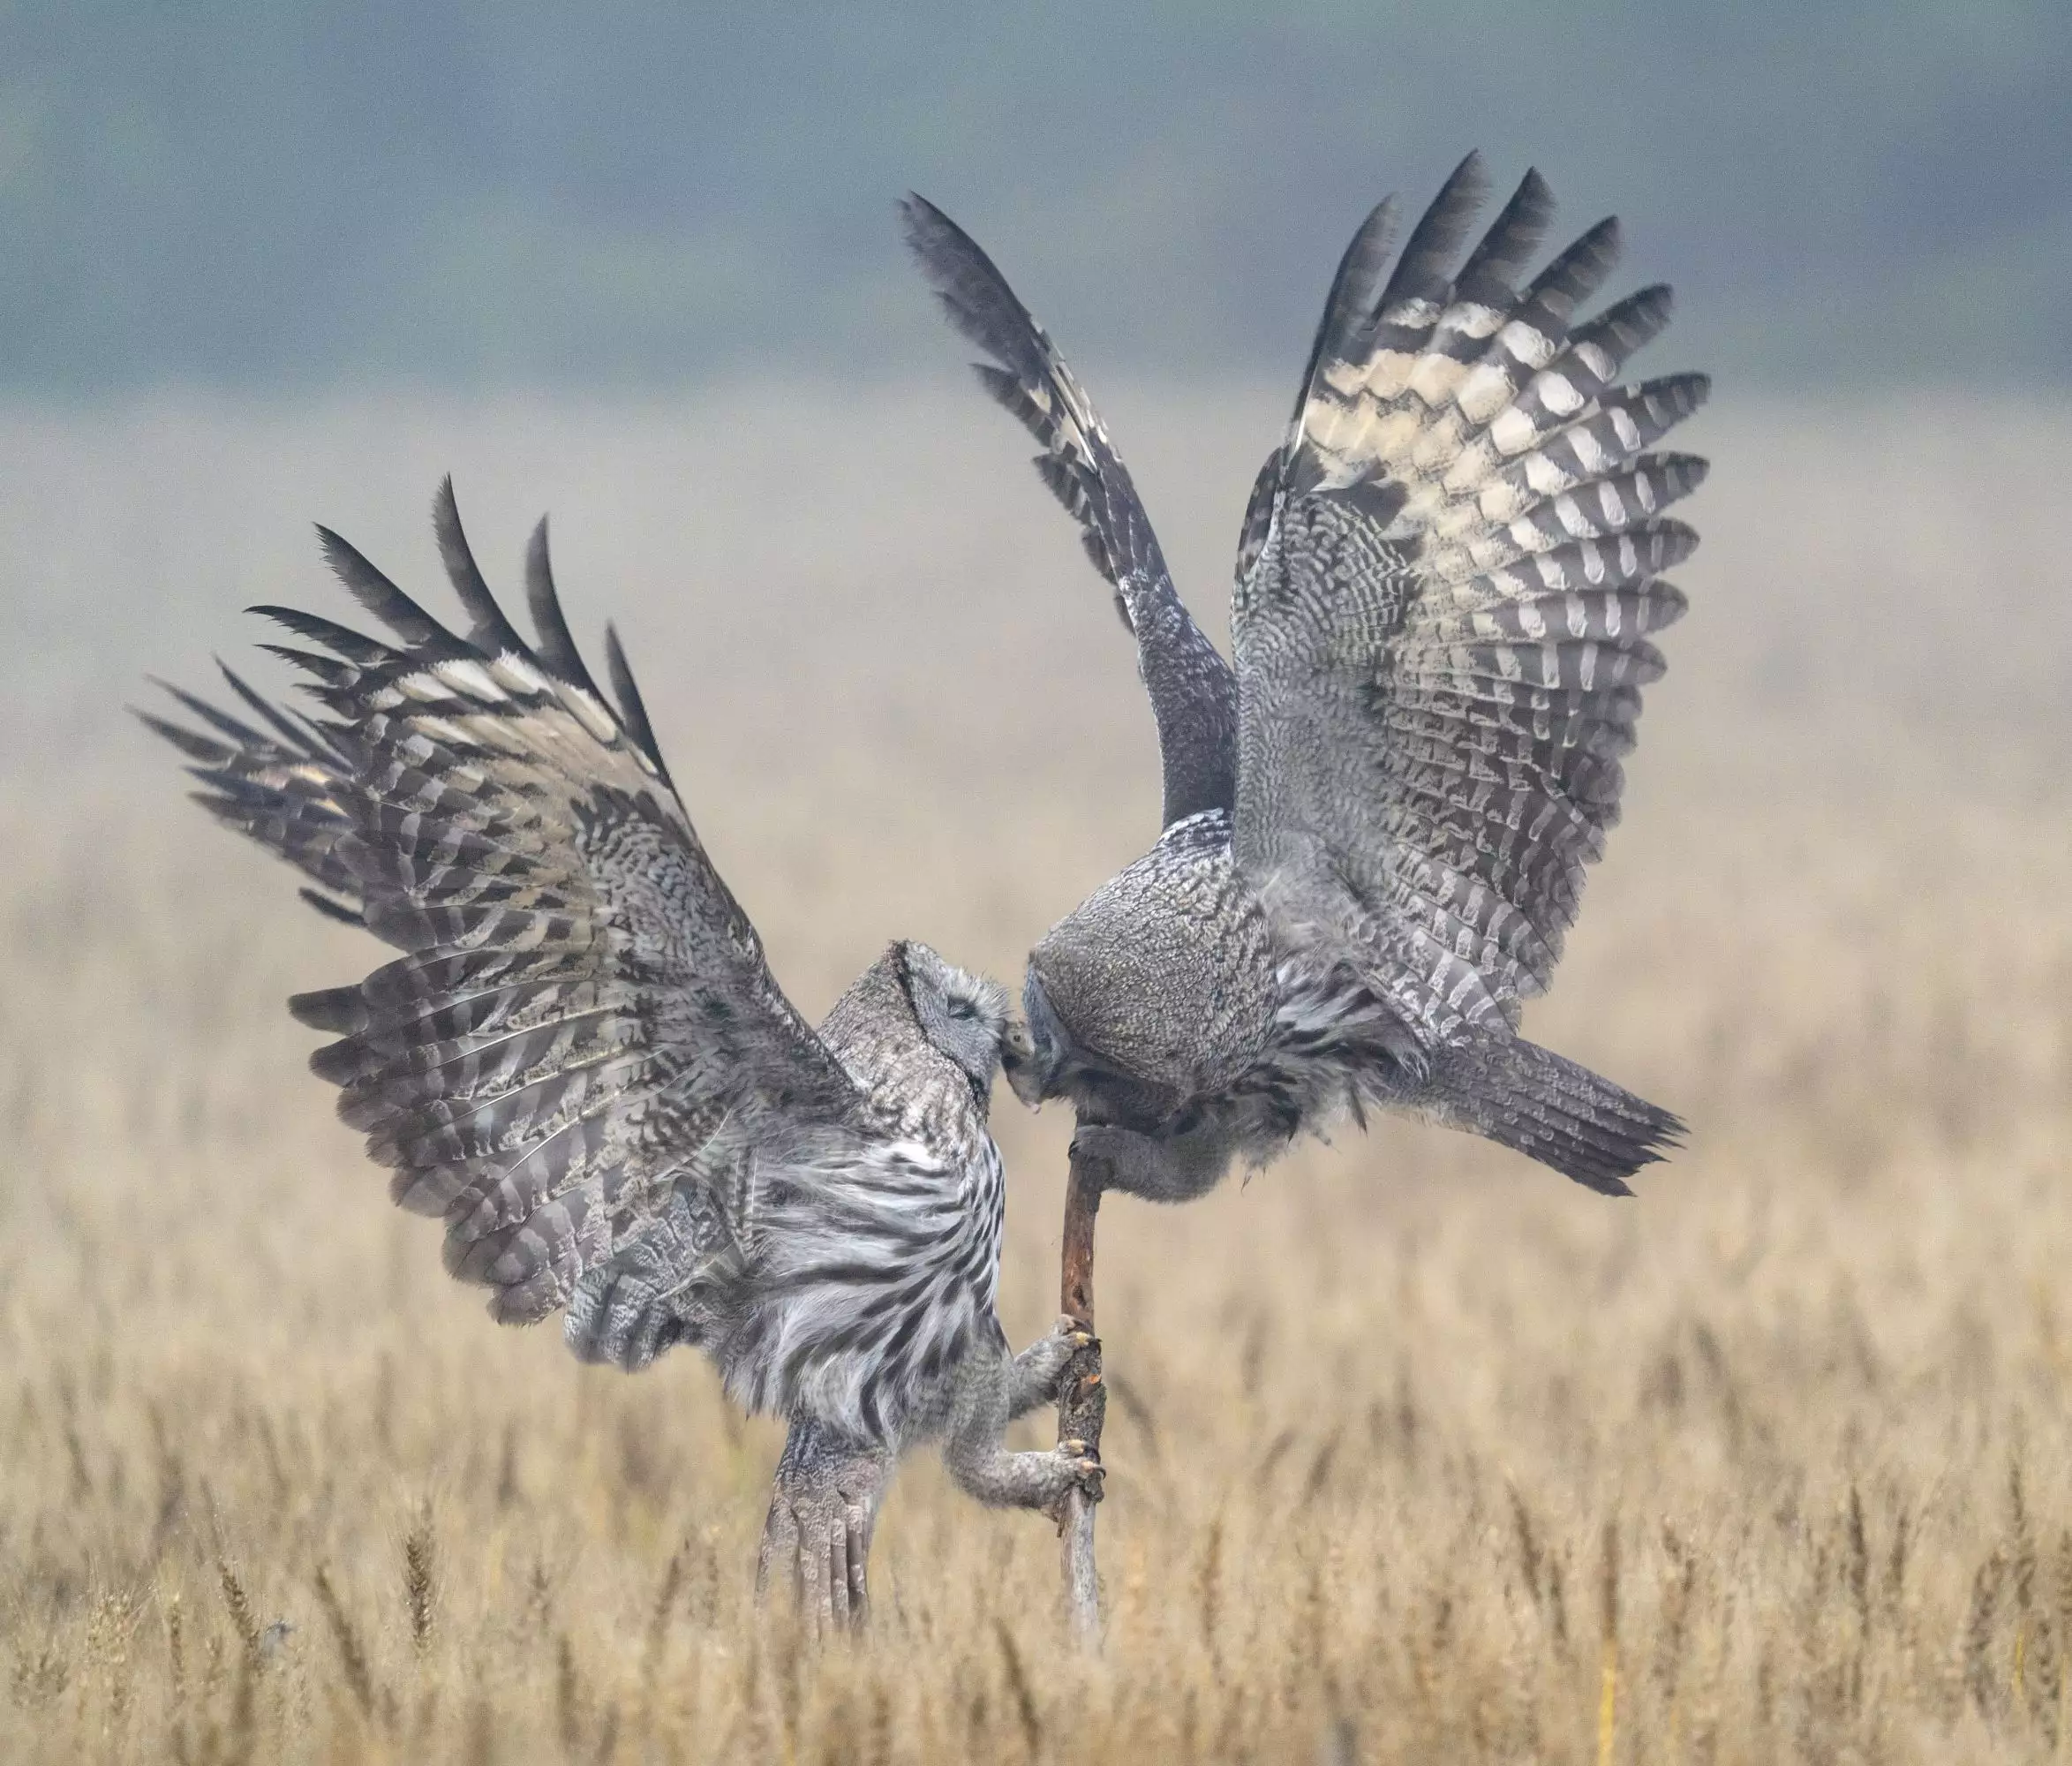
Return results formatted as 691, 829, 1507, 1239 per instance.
903, 152, 1701, 1204
139, 482, 1099, 1627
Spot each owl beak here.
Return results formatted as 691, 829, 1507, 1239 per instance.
998, 1019, 1047, 1109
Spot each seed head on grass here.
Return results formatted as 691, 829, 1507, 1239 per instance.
1845, 1483, 1870, 1629
1253, 1427, 1296, 1490
215, 1561, 260, 1672
993, 1620, 1042, 1760
1509, 1485, 1544, 1611
555, 1632, 582, 1754
2055, 1529, 2071, 1754
494, 1422, 520, 1510
1654, 1522, 1697, 1708
403, 1512, 436, 1657
85, 1588, 138, 1730
641, 1542, 688, 1687
162, 1589, 185, 1709
1886, 1501, 1912, 1608
1300, 1427, 1342, 1510
2010, 1460, 2038, 1702
312, 1563, 377, 1722
1965, 1546, 2007, 1717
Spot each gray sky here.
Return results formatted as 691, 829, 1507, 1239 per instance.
3, 2, 2066, 395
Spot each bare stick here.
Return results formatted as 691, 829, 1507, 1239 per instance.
1058, 1144, 1106, 1646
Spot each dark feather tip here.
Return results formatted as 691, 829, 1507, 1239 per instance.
289, 984, 368, 1034
298, 887, 364, 929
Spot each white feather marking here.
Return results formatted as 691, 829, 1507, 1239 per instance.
1572, 427, 1613, 474
1537, 374, 1585, 419
1438, 301, 1505, 341
410, 714, 474, 750
437, 659, 509, 703
1364, 405, 1421, 467
1320, 358, 1368, 398
490, 653, 553, 696
1442, 434, 1503, 492
1573, 341, 1615, 381
1408, 353, 1470, 405
1360, 348, 1420, 404
398, 670, 455, 705
1496, 319, 1557, 371
1453, 362, 1517, 425
1489, 407, 1540, 457
553, 683, 622, 746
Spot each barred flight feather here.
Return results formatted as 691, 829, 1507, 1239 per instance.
1236, 150, 1707, 1022
901, 192, 1239, 827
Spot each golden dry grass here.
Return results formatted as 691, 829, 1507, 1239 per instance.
1, 389, 2068, 1762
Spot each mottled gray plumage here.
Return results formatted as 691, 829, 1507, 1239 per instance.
141, 481, 1098, 1622
908, 155, 1699, 1202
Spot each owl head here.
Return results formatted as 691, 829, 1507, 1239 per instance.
899, 941, 1027, 1097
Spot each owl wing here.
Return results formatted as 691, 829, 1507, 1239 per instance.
136, 662, 365, 926
143, 480, 906, 1368
1230, 155, 1708, 1045
901, 193, 1238, 827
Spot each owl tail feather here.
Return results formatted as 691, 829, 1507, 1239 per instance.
1416, 1034, 1684, 1196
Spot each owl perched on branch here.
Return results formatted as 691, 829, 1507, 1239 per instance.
141, 482, 1098, 1628
905, 151, 1701, 1204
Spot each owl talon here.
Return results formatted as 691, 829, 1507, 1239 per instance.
757, 1424, 893, 1637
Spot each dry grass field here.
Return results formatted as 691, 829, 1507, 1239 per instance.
1, 388, 2068, 1762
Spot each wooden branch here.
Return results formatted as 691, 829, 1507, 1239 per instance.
1057, 1143, 1106, 1646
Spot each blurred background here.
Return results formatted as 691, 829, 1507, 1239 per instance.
2, 8, 2070, 1760
3, 2, 2068, 395
4, 0, 2068, 766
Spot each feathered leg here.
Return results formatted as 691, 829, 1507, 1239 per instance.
755, 1322, 1087, 1632
940, 1340, 1104, 1516
756, 1421, 896, 1634
1068, 1117, 1245, 1203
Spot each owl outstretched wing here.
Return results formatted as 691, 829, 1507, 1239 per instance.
1230, 155, 1708, 1046
902, 193, 1238, 827
137, 663, 364, 926
143, 483, 982, 1425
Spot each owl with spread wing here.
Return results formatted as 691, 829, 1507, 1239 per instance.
905, 152, 1701, 1205
141, 483, 1100, 1629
